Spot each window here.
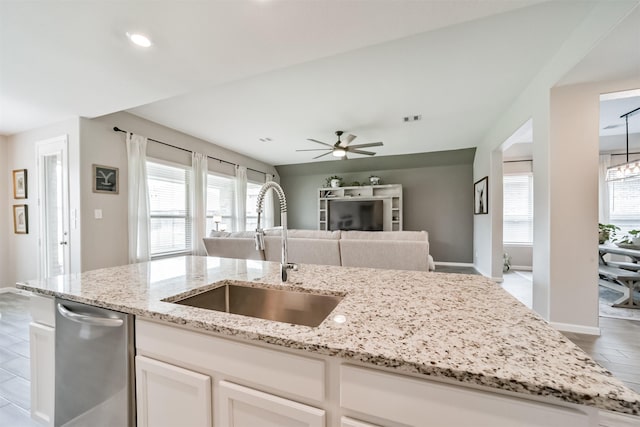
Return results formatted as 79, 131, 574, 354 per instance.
608, 178, 640, 235
206, 173, 235, 232
503, 174, 533, 244
147, 160, 191, 257
246, 181, 262, 231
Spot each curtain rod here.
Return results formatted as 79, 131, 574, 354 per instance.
113, 127, 268, 176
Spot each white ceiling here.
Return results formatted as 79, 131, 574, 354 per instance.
2, 1, 639, 166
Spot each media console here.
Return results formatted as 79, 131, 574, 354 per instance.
317, 184, 403, 231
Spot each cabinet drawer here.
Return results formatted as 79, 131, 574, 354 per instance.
30, 294, 55, 327
340, 365, 589, 427
218, 380, 325, 427
136, 319, 325, 402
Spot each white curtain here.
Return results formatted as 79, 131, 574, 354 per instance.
235, 166, 247, 231
126, 133, 150, 263
264, 173, 275, 228
191, 152, 208, 255
598, 154, 611, 224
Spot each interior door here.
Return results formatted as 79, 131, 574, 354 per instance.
37, 136, 70, 279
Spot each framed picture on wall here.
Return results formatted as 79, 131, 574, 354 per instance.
474, 176, 488, 215
13, 204, 28, 234
13, 169, 27, 199
93, 164, 119, 194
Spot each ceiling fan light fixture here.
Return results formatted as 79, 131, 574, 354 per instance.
333, 148, 346, 157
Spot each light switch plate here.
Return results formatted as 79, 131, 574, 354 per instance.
94, 209, 103, 219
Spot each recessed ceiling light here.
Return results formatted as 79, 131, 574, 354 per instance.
126, 32, 152, 48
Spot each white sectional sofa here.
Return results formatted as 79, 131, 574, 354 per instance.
203, 229, 435, 272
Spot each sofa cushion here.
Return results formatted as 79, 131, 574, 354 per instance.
339, 239, 429, 271
341, 230, 428, 242
263, 229, 341, 240
264, 236, 341, 266
202, 237, 264, 260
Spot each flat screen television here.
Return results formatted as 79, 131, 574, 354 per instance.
328, 199, 383, 231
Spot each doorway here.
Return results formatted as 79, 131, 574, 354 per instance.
36, 135, 70, 279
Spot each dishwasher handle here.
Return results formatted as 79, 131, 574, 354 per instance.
57, 303, 124, 327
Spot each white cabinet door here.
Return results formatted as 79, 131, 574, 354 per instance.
29, 322, 54, 426
136, 355, 212, 427
218, 380, 325, 427
341, 417, 380, 427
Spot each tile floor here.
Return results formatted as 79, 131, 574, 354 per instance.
0, 291, 39, 427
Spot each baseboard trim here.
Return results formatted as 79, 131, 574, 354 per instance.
510, 265, 532, 271
434, 262, 474, 267
550, 321, 601, 336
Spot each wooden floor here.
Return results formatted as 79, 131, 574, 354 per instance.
563, 318, 640, 393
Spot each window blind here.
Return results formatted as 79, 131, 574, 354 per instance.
147, 161, 192, 256
206, 173, 235, 232
503, 174, 533, 244
608, 177, 640, 234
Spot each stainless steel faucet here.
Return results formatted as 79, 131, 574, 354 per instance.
255, 181, 298, 282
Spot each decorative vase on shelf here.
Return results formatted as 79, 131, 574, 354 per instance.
330, 179, 341, 188
369, 176, 380, 185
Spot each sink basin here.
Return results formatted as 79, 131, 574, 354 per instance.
171, 282, 343, 327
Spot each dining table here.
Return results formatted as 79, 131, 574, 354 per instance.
598, 244, 640, 308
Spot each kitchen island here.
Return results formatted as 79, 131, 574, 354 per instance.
18, 256, 640, 426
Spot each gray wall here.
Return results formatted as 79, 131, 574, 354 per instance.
276, 149, 475, 263
79, 111, 279, 272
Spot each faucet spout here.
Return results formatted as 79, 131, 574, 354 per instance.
255, 181, 297, 282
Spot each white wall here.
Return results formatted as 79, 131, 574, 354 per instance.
79, 111, 279, 271
473, 1, 638, 332
6, 118, 82, 284
0, 135, 9, 286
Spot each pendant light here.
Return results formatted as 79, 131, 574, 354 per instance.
606, 106, 640, 182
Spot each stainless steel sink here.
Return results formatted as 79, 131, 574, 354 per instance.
171, 282, 343, 327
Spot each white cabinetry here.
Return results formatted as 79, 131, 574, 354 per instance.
29, 294, 55, 426
136, 355, 212, 427
135, 319, 326, 427
219, 381, 325, 427
340, 365, 589, 427
134, 319, 601, 427
318, 184, 402, 231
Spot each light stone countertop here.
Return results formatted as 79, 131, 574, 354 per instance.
17, 256, 640, 416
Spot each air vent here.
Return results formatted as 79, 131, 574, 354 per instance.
403, 115, 422, 122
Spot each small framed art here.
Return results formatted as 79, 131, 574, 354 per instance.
13, 169, 27, 199
474, 176, 488, 215
13, 204, 28, 234
93, 164, 119, 194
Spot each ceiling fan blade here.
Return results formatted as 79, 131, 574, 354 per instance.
296, 148, 333, 152
340, 134, 357, 147
603, 124, 624, 130
313, 151, 333, 160
349, 149, 376, 156
307, 138, 334, 148
348, 142, 383, 149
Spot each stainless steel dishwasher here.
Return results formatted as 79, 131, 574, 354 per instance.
55, 298, 135, 426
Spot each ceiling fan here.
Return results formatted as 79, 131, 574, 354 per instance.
297, 130, 383, 159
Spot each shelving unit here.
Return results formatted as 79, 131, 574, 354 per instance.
318, 184, 403, 231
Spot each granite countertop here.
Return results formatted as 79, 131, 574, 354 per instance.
17, 256, 640, 415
